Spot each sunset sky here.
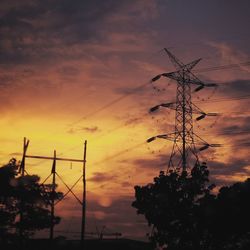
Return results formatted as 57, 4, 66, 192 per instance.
1, 0, 250, 240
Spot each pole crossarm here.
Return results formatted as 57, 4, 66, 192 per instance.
25, 155, 85, 163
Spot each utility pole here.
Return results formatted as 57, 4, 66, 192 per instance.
81, 140, 87, 247
50, 150, 56, 240
20, 137, 29, 176
19, 137, 29, 246
20, 138, 87, 242
147, 48, 221, 172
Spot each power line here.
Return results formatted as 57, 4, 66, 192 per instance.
41, 95, 250, 170
21, 61, 250, 171
201, 129, 250, 137
196, 94, 250, 103
91, 129, 250, 169
67, 60, 250, 128
194, 61, 250, 73
92, 142, 146, 166
66, 129, 250, 170
27, 92, 250, 171
68, 81, 149, 127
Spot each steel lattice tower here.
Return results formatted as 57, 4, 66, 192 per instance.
147, 48, 220, 172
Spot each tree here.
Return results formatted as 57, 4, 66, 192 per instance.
132, 162, 250, 250
132, 162, 215, 250
0, 158, 63, 243
205, 178, 250, 250
0, 158, 19, 242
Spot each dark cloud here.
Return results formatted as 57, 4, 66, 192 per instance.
1, 0, 250, 66
0, 0, 158, 64
132, 154, 170, 170
215, 115, 250, 148
225, 115, 250, 137
220, 79, 250, 97
133, 153, 250, 187
88, 172, 117, 183
208, 158, 249, 176
207, 157, 250, 188
0, 0, 107, 62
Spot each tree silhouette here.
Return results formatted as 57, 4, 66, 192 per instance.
132, 162, 213, 250
205, 178, 250, 250
0, 158, 62, 244
132, 163, 250, 250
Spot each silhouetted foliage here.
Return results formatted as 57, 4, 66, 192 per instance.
205, 178, 250, 250
132, 162, 213, 250
0, 158, 63, 243
132, 162, 250, 250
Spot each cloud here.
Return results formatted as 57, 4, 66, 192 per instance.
219, 79, 250, 97
88, 172, 117, 183
82, 126, 100, 133
132, 152, 250, 188
132, 154, 170, 170
0, 0, 161, 115
0, 0, 159, 64
67, 126, 100, 134
207, 157, 250, 186
222, 115, 250, 129
215, 115, 250, 148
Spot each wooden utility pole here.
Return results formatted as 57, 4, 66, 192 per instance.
50, 150, 56, 240
19, 137, 29, 245
81, 140, 87, 247
20, 137, 87, 242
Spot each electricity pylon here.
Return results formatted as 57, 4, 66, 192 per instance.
147, 48, 221, 172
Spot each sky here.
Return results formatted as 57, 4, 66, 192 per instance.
0, 0, 250, 241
